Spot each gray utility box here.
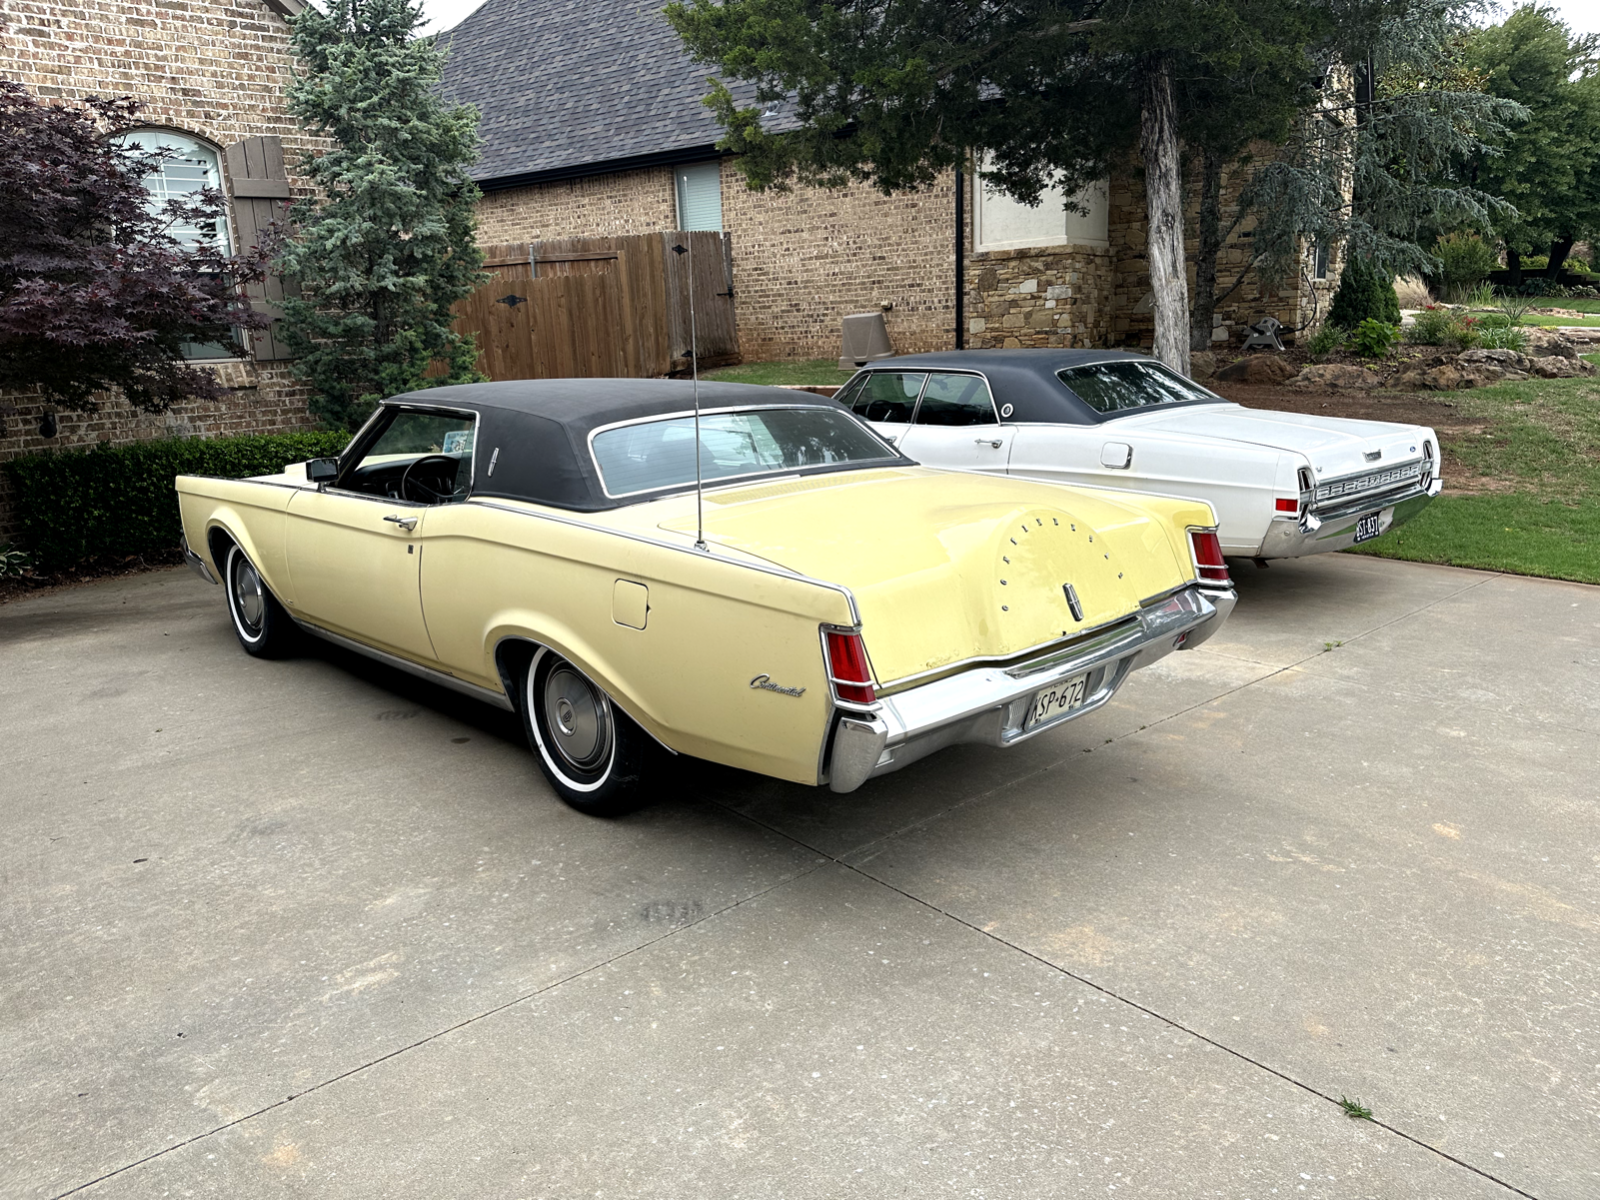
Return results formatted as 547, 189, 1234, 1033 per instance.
839, 312, 894, 370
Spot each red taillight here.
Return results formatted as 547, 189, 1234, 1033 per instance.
1274, 497, 1299, 513
823, 628, 877, 705
1188, 528, 1230, 586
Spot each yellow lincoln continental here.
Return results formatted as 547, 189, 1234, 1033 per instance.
176, 380, 1235, 815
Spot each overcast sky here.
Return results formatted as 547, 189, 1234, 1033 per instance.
415, 0, 1600, 42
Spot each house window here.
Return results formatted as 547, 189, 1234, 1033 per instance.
1313, 238, 1331, 280
974, 168, 1109, 252
675, 161, 723, 232
118, 128, 236, 360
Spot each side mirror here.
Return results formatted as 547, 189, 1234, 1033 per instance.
306, 458, 338, 484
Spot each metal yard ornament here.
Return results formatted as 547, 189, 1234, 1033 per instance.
672, 241, 707, 552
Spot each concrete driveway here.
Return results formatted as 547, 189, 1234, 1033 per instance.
2, 555, 1596, 1199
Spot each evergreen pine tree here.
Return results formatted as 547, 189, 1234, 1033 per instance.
1327, 254, 1401, 330
278, 0, 485, 432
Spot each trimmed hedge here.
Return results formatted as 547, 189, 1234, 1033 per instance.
3, 431, 350, 571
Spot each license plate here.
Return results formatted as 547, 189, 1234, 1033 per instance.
1353, 512, 1384, 543
1025, 673, 1091, 730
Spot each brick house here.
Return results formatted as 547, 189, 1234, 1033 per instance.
0, 0, 321, 543
440, 0, 1337, 366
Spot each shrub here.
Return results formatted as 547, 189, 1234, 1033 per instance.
1328, 255, 1402, 330
1520, 255, 1549, 271
1351, 318, 1400, 358
1394, 274, 1433, 308
0, 543, 29, 578
1565, 257, 1590, 274
2, 430, 350, 571
1306, 324, 1348, 356
1466, 282, 1497, 309
1406, 306, 1479, 349
1476, 323, 1527, 352
1432, 233, 1498, 292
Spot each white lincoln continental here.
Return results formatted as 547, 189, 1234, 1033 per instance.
840, 350, 1442, 560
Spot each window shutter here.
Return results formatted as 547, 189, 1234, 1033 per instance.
224, 135, 297, 361
675, 162, 723, 232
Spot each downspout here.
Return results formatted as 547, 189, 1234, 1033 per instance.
954, 163, 965, 349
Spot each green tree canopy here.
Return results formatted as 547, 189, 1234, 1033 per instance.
278, 0, 486, 432
1465, 3, 1600, 277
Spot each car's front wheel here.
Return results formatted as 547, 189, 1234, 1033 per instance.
521, 649, 655, 816
223, 543, 296, 658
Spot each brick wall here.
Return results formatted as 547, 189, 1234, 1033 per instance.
474, 162, 961, 364
0, 0, 322, 546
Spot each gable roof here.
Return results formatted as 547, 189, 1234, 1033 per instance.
438, 0, 764, 189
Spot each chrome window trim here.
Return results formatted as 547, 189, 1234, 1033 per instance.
465, 497, 864, 625
911, 369, 1002, 427
586, 404, 902, 499
844, 370, 933, 426
339, 402, 483, 498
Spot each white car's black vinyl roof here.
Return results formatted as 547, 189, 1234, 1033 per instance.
853, 349, 1227, 425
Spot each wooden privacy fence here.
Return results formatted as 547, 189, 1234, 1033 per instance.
453, 232, 737, 382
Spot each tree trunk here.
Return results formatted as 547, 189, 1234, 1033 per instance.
1545, 235, 1575, 279
1141, 54, 1190, 376
1505, 245, 1523, 287
1190, 147, 1224, 353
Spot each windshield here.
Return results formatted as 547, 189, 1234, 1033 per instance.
1057, 360, 1225, 414
591, 407, 899, 497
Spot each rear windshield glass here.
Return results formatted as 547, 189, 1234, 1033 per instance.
1057, 360, 1224, 414
591, 407, 899, 497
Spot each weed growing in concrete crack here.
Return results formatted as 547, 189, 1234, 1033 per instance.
1338, 1095, 1373, 1120
1323, 640, 1344, 652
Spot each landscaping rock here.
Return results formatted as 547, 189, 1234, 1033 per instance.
1189, 351, 1216, 379
1458, 348, 1531, 372
1529, 355, 1596, 378
1215, 354, 1296, 385
1521, 328, 1578, 358
1400, 364, 1481, 390
1291, 363, 1382, 390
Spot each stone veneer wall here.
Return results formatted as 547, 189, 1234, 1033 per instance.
473, 161, 961, 363
0, 0, 324, 545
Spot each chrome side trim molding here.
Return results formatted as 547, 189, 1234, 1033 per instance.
292, 619, 515, 711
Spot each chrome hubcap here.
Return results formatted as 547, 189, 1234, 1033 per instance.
543, 664, 610, 770
232, 556, 265, 633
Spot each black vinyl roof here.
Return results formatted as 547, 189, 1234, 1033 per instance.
853, 350, 1173, 426
437, 0, 771, 187
382, 378, 882, 512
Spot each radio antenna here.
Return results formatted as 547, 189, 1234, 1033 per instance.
672, 240, 707, 552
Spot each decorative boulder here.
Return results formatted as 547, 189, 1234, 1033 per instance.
1529, 355, 1597, 378
1458, 348, 1531, 372
1521, 328, 1578, 358
1400, 364, 1478, 390
1215, 354, 1297, 385
1189, 351, 1217, 379
1290, 364, 1382, 390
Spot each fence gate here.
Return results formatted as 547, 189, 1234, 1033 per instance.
453, 234, 736, 381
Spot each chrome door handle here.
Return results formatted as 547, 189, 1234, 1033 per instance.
975, 438, 1004, 449
384, 514, 418, 532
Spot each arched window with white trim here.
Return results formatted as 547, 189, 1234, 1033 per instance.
119, 128, 232, 252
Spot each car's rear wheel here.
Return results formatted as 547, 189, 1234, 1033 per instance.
521, 649, 654, 816
224, 543, 296, 658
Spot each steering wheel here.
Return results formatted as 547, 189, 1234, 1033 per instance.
400, 454, 461, 504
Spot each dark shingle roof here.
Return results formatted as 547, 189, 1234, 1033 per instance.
439, 0, 763, 188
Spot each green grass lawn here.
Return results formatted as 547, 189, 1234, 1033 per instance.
1518, 314, 1600, 327
1348, 359, 1600, 583
702, 358, 856, 386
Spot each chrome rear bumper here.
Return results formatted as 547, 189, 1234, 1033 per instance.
825, 582, 1235, 792
1257, 479, 1441, 558
180, 535, 218, 584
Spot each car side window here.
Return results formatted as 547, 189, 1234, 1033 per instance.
345, 410, 475, 504
914, 373, 998, 427
847, 372, 927, 423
